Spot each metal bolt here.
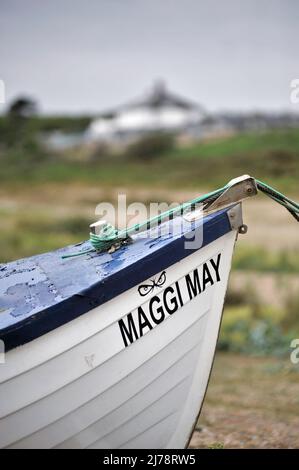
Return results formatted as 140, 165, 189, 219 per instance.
238, 224, 248, 234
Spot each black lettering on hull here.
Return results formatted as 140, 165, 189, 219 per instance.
118, 253, 222, 348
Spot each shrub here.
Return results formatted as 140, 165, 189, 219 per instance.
218, 305, 293, 356
125, 133, 174, 161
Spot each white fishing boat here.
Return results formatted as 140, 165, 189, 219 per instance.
0, 176, 297, 449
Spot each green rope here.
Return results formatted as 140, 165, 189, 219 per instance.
62, 223, 120, 258
255, 180, 299, 222
62, 179, 299, 259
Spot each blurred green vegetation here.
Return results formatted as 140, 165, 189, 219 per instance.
0, 114, 91, 137
0, 209, 90, 261
219, 284, 299, 356
125, 133, 175, 161
0, 115, 299, 191
233, 245, 299, 273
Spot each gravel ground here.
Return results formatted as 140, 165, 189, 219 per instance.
189, 353, 299, 449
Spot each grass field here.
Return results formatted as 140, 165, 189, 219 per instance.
1, 127, 299, 192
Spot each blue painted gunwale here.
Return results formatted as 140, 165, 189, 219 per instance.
0, 208, 232, 351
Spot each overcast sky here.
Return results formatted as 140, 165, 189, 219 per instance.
1, 0, 299, 114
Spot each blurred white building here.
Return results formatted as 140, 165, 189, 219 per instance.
86, 82, 206, 142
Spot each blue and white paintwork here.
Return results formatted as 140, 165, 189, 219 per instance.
0, 204, 241, 449
0, 207, 231, 350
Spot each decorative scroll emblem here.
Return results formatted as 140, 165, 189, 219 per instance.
138, 271, 166, 297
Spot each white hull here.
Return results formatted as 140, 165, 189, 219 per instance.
0, 230, 236, 449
